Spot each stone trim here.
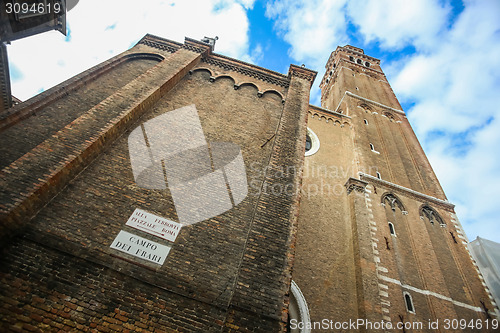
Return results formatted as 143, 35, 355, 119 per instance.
305, 127, 320, 157
202, 56, 290, 88
346, 91, 406, 115
345, 177, 368, 194
309, 104, 351, 119
378, 275, 486, 313
359, 173, 455, 211
290, 280, 311, 333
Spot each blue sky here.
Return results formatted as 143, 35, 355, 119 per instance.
6, 0, 500, 243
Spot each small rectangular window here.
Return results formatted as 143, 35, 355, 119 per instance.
388, 222, 395, 236
404, 293, 415, 313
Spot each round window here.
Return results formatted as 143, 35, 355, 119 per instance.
305, 128, 320, 156
305, 135, 312, 152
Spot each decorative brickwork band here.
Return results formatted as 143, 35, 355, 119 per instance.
202, 56, 290, 88
137, 34, 182, 53
344, 177, 368, 194
183, 37, 212, 55
288, 64, 317, 86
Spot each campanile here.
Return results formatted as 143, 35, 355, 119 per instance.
290, 45, 498, 331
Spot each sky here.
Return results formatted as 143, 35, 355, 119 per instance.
6, 0, 500, 243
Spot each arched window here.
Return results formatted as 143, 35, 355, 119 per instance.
388, 222, 396, 236
349, 56, 354, 61
357, 59, 362, 65
305, 135, 312, 151
364, 119, 368, 125
365, 61, 370, 67
287, 280, 311, 333
420, 205, 445, 226
404, 292, 415, 313
382, 193, 405, 212
305, 128, 320, 156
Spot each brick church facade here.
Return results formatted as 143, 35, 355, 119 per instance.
0, 35, 497, 332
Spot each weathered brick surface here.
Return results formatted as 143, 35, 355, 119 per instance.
0, 36, 313, 332
0, 47, 201, 240
0, 57, 160, 169
0, 238, 225, 332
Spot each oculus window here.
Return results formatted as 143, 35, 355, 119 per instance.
305, 128, 320, 156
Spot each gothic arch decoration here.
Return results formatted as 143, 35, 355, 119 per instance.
358, 103, 372, 113
212, 74, 237, 86
191, 70, 284, 100
127, 52, 166, 62
308, 112, 340, 125
381, 193, 406, 212
420, 205, 445, 226
382, 111, 396, 122
261, 89, 285, 102
236, 81, 260, 91
189, 67, 215, 77
382, 111, 402, 122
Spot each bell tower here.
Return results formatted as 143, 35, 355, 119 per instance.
291, 45, 498, 331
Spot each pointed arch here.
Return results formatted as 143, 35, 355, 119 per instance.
358, 103, 372, 113
381, 193, 406, 212
382, 111, 397, 122
420, 204, 445, 226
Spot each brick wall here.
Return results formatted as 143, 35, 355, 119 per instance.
0, 36, 316, 332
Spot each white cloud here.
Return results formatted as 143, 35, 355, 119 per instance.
390, 0, 500, 242
8, 0, 255, 100
266, 0, 349, 64
265, 0, 500, 242
266, 0, 351, 105
347, 0, 450, 50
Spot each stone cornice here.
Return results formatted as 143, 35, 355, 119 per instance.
346, 91, 406, 115
288, 64, 317, 85
345, 177, 368, 194
359, 173, 455, 211
202, 55, 290, 88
